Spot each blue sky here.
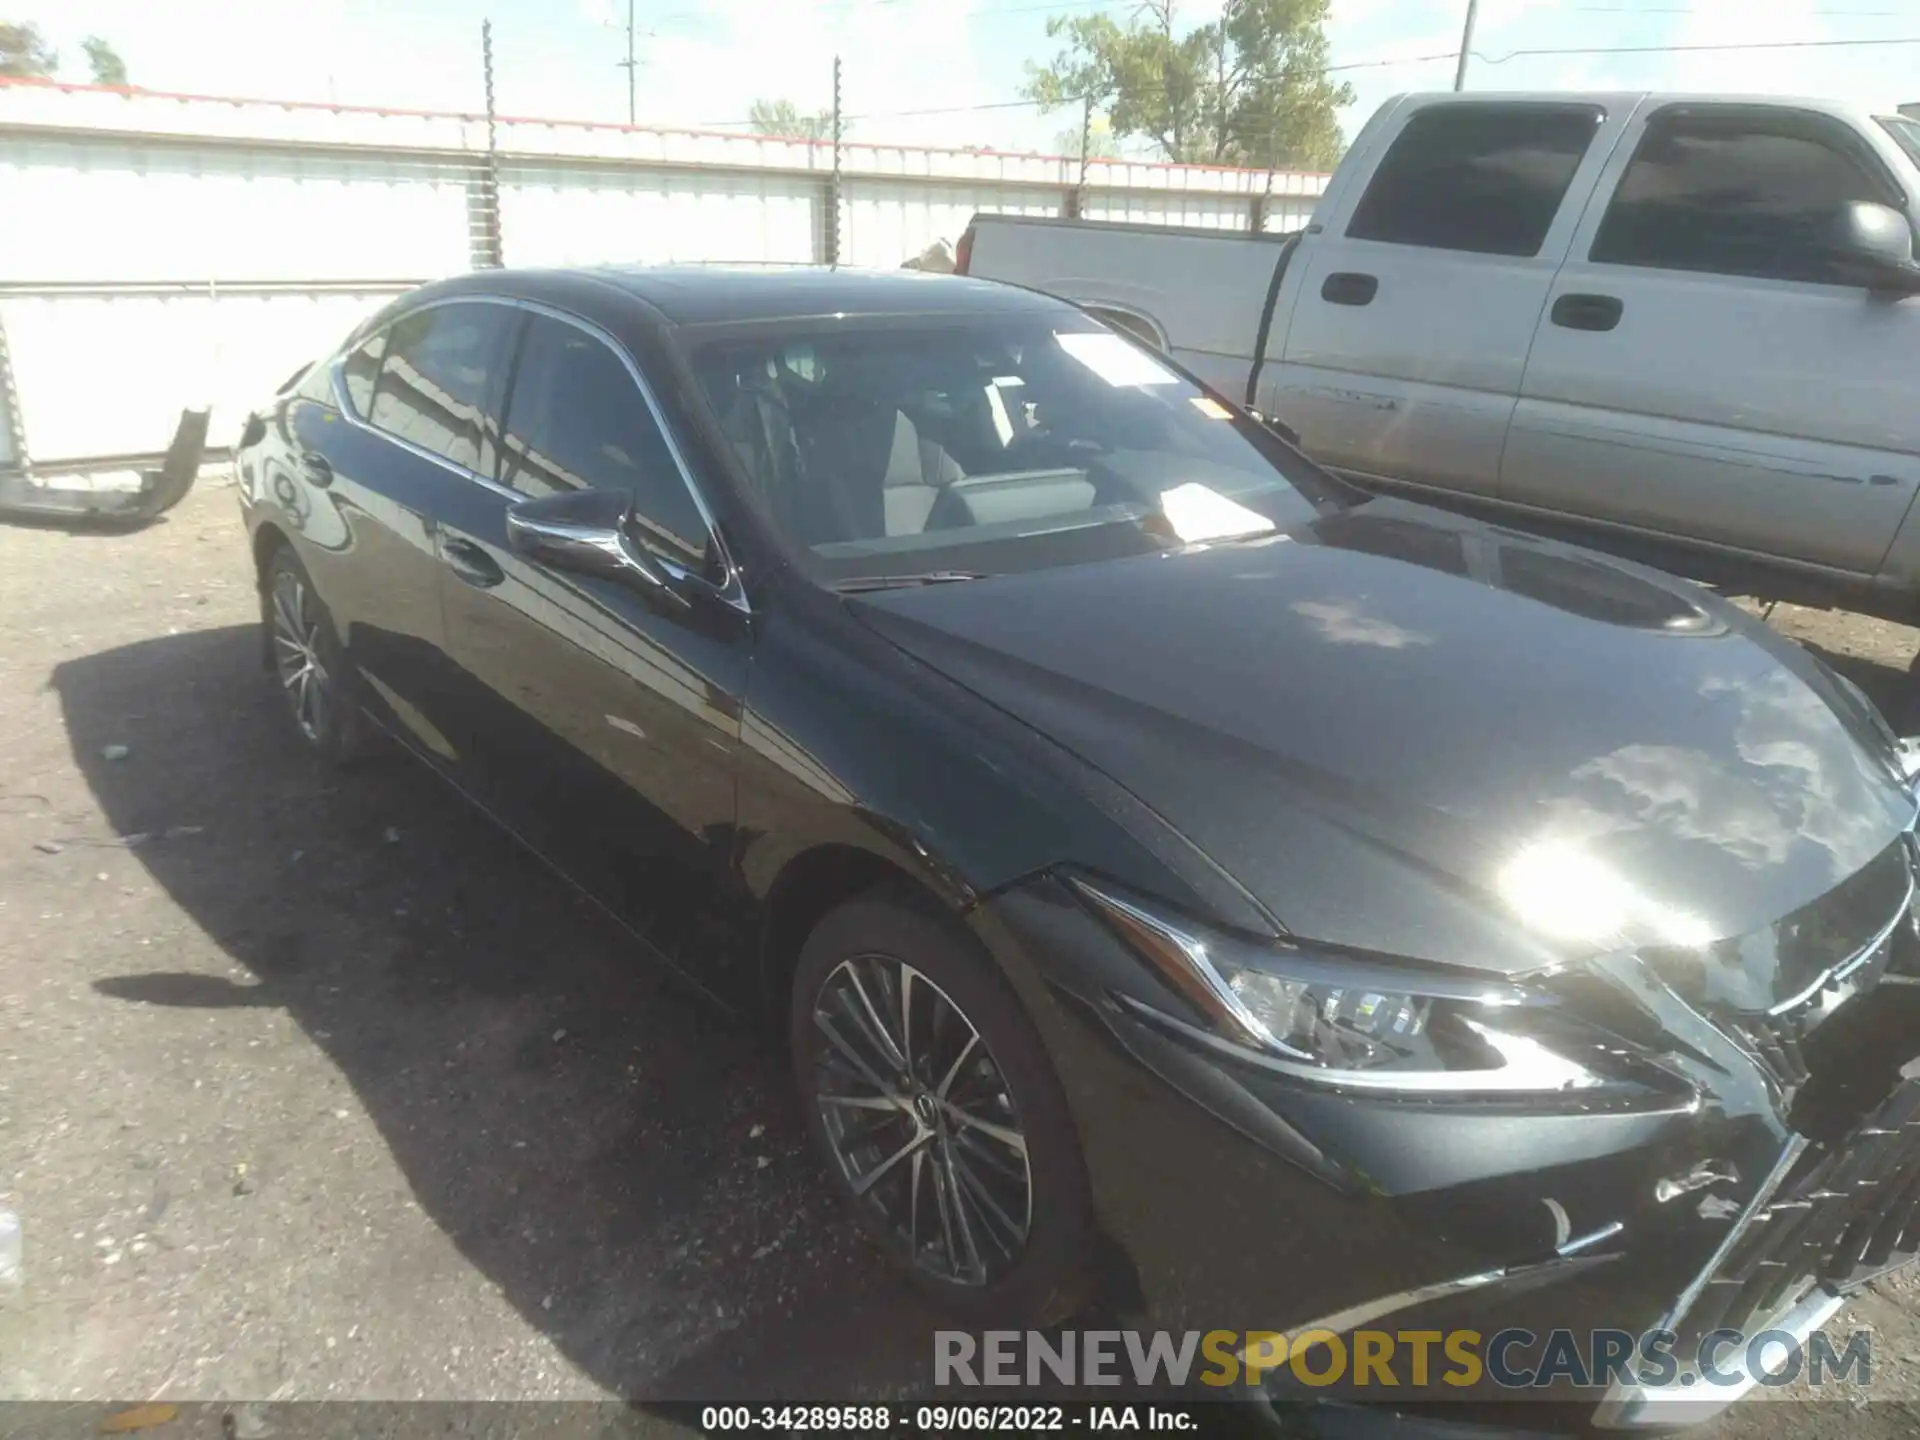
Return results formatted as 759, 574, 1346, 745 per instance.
29, 0, 1920, 162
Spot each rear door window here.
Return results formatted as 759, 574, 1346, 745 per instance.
368, 302, 515, 473
1346, 103, 1604, 257
341, 330, 387, 418
1591, 110, 1906, 283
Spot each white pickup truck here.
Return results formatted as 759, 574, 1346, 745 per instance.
960, 93, 1920, 627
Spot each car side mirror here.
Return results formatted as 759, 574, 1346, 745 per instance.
1833, 202, 1920, 297
504, 487, 690, 608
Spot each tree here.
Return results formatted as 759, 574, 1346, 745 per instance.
81, 35, 127, 86
1053, 116, 1121, 161
748, 98, 837, 142
0, 20, 57, 78
1023, 0, 1352, 170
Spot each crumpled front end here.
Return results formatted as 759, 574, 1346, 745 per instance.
970, 825, 1920, 1429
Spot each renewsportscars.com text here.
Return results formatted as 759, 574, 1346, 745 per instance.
935, 1327, 1873, 1391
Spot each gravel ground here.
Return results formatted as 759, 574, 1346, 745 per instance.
5, 479, 1920, 1436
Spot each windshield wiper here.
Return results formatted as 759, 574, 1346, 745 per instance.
832, 570, 989, 593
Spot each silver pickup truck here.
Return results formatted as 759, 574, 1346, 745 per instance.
961, 92, 1920, 630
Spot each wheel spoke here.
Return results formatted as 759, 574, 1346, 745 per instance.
909, 1146, 924, 1258
930, 1131, 960, 1274
307, 671, 328, 732
814, 1011, 899, 1099
281, 662, 310, 691
850, 1126, 933, 1197
936, 1030, 979, 1100
844, 961, 908, 1072
817, 1092, 903, 1113
942, 1103, 1028, 1156
940, 1139, 986, 1283
954, 1125, 1027, 1181
900, 967, 917, 1080
272, 583, 301, 638
951, 1146, 1026, 1249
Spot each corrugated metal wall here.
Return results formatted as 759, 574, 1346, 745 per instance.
0, 136, 472, 282
2, 287, 411, 462
0, 81, 1328, 469
840, 179, 1063, 269
501, 161, 822, 267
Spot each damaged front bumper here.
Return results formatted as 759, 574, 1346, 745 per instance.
0, 408, 208, 525
969, 854, 1920, 1431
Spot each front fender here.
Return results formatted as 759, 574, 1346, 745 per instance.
732, 583, 1281, 983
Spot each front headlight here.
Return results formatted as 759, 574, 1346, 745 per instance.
1072, 876, 1670, 1096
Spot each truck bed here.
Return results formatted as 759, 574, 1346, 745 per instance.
962, 214, 1296, 403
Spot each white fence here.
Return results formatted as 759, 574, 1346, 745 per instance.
0, 77, 1327, 469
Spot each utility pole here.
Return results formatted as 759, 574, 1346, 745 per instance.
1072, 92, 1092, 219
618, 0, 637, 124
476, 19, 503, 268
828, 55, 843, 266
1453, 0, 1480, 91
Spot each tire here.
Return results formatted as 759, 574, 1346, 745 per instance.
261, 544, 375, 767
790, 892, 1095, 1322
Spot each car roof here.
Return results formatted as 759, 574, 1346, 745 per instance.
437, 264, 1076, 327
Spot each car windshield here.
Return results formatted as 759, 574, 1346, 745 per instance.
680, 315, 1350, 584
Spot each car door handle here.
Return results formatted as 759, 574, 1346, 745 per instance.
298, 452, 334, 488
1321, 272, 1379, 306
1551, 293, 1624, 332
443, 538, 505, 589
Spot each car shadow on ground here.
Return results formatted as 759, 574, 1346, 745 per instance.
53, 623, 951, 1401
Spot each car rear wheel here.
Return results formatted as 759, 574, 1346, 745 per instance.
791, 893, 1094, 1321
262, 545, 372, 766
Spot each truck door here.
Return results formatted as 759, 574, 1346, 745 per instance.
1261, 99, 1621, 500
1504, 102, 1920, 575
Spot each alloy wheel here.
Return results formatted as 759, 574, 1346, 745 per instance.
270, 568, 332, 744
810, 954, 1033, 1286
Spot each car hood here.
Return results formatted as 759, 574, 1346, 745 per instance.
852, 499, 1916, 979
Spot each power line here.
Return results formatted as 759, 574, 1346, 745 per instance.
692, 32, 1920, 130
650, 0, 1123, 25
1564, 3, 1908, 11
1475, 33, 1920, 62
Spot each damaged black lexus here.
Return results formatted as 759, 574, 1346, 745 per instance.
237, 267, 1920, 1430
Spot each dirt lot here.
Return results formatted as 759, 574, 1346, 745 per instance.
5, 478, 1920, 1436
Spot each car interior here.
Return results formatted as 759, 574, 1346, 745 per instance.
692, 333, 1254, 558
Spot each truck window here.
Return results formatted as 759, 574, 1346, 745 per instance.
1881, 115, 1920, 169
1346, 104, 1603, 258
1591, 113, 1906, 284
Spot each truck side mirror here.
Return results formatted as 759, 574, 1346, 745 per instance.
1833, 202, 1920, 297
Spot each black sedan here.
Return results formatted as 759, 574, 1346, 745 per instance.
237, 265, 1920, 1427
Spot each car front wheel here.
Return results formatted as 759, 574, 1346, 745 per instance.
791, 894, 1094, 1322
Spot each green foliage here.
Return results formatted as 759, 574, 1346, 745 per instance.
81, 35, 127, 86
0, 20, 57, 79
748, 98, 837, 142
1023, 0, 1352, 170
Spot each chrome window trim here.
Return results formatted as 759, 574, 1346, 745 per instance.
329, 292, 749, 615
